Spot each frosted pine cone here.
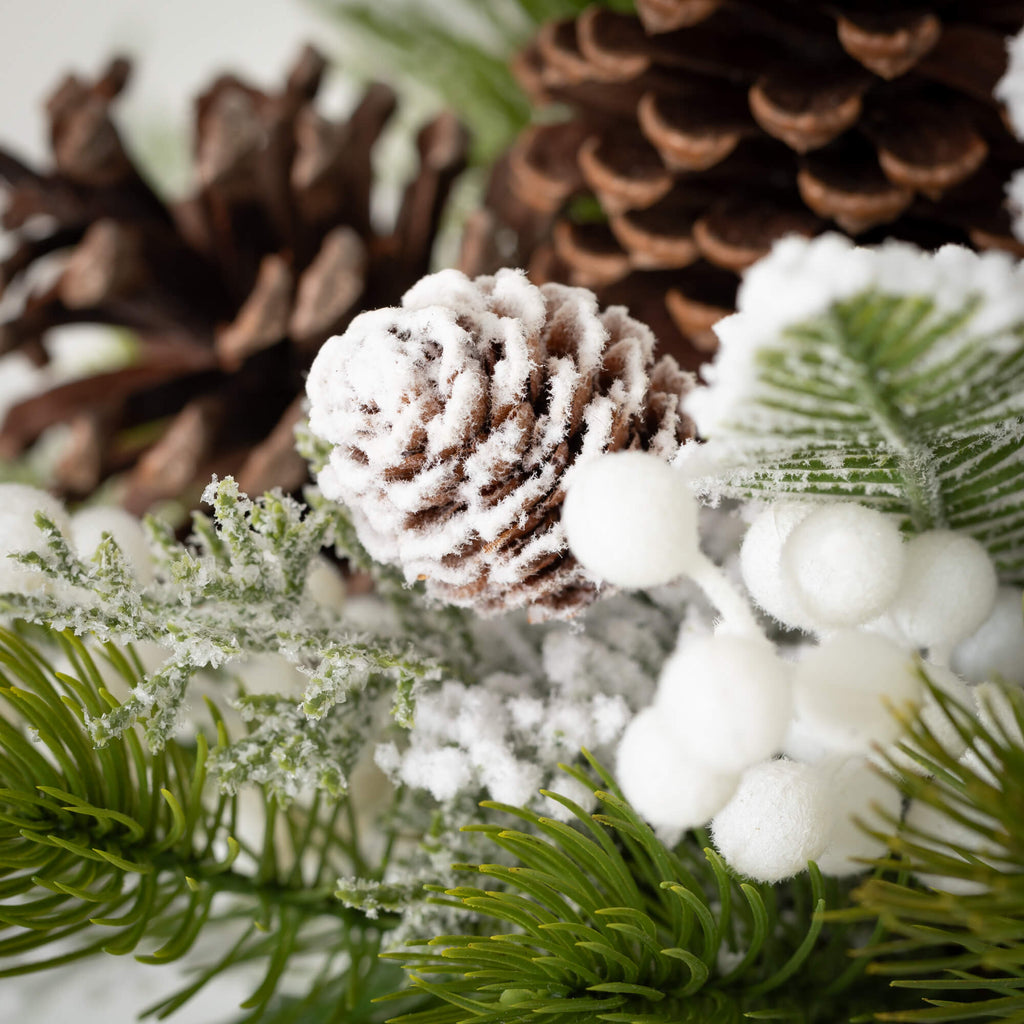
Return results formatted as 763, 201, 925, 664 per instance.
306, 268, 693, 620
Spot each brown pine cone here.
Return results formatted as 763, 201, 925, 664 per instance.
306, 267, 693, 621
466, 1, 1024, 366
0, 49, 468, 512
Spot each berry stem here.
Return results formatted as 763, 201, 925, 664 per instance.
687, 550, 765, 641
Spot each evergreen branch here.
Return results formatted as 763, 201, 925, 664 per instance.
687, 240, 1024, 582
0, 478, 448, 797
384, 757, 894, 1023
0, 627, 400, 1019
847, 677, 1024, 1023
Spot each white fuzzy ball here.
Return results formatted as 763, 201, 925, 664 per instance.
888, 530, 997, 651
305, 557, 346, 611
816, 759, 901, 877
739, 502, 817, 628
70, 506, 154, 584
781, 504, 906, 629
656, 634, 792, 772
562, 451, 699, 589
952, 586, 1024, 685
711, 758, 832, 881
617, 707, 739, 830
792, 631, 922, 754
0, 484, 71, 594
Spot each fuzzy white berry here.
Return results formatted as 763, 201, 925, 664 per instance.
70, 506, 154, 584
816, 759, 901, 877
711, 758, 832, 882
563, 451, 698, 589
739, 502, 818, 629
781, 504, 906, 629
0, 484, 71, 594
952, 586, 1024, 685
887, 530, 997, 652
617, 707, 739, 830
656, 635, 792, 772
792, 631, 922, 755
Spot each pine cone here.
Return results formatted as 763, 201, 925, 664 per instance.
466, 1, 1024, 365
0, 49, 468, 512
306, 268, 693, 621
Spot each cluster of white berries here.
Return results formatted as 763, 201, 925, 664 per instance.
563, 452, 1024, 883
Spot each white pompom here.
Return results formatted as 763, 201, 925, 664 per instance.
780, 504, 906, 629
305, 557, 346, 611
562, 451, 699, 589
656, 634, 792, 772
70, 506, 154, 584
875, 664, 973, 775
0, 484, 71, 594
888, 530, 997, 651
711, 758, 832, 882
952, 586, 1024, 685
792, 632, 922, 754
816, 759, 901, 877
617, 707, 739, 830
903, 798, 999, 895
739, 502, 817, 629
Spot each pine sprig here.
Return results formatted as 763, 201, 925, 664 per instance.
384, 756, 893, 1024
687, 239, 1024, 581
844, 677, 1024, 1023
0, 626, 395, 1021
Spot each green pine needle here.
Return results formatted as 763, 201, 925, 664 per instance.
0, 626, 396, 1020
383, 756, 893, 1024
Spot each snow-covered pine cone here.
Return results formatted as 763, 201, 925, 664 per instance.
306, 268, 693, 620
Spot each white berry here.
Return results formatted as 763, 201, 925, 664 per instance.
617, 707, 739, 830
711, 758, 832, 882
816, 759, 901, 877
952, 586, 1024, 685
739, 502, 818, 629
792, 631, 922, 754
781, 504, 906, 629
70, 506, 154, 584
0, 484, 71, 594
563, 451, 699, 589
656, 634, 792, 772
888, 530, 997, 651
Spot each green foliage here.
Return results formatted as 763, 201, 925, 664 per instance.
313, 0, 635, 163
384, 756, 892, 1024
0, 626, 397, 1021
691, 288, 1024, 581
845, 679, 1024, 1023
0, 478, 446, 799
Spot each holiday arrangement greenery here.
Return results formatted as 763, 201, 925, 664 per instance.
4, 3, 1024, 1023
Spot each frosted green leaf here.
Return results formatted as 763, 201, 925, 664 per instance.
686, 235, 1024, 581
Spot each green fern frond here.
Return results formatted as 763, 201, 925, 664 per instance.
845, 677, 1024, 1023
688, 242, 1024, 581
0, 625, 402, 1020
384, 756, 895, 1024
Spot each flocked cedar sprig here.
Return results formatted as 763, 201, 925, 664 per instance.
684, 235, 1024, 582
0, 626, 398, 1024
383, 755, 901, 1024
0, 477, 447, 800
